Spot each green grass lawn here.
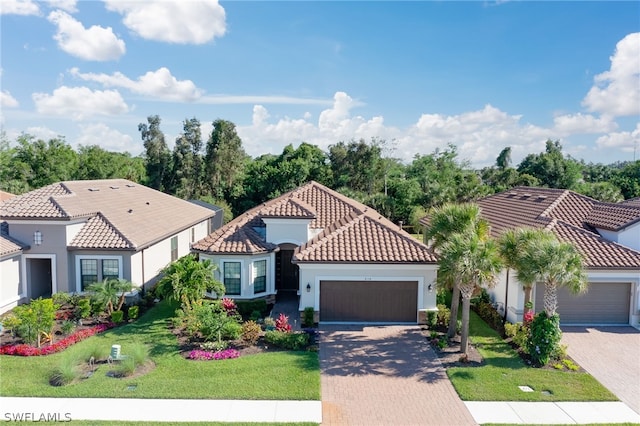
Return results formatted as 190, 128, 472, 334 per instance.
0, 301, 320, 400
447, 310, 618, 402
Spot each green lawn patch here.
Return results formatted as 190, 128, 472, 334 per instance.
0, 301, 320, 400
447, 311, 617, 402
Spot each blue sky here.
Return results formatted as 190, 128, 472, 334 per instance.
1, 0, 639, 168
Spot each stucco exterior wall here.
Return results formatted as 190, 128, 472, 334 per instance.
262, 218, 312, 245
0, 254, 23, 314
199, 252, 277, 299
597, 223, 640, 252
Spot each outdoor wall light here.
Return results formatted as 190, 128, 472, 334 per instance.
428, 283, 433, 292
34, 230, 43, 245
306, 283, 311, 292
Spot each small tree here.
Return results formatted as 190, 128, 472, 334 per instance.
14, 298, 58, 347
86, 278, 133, 316
156, 254, 225, 311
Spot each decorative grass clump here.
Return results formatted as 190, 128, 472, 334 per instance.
113, 343, 149, 377
49, 355, 81, 386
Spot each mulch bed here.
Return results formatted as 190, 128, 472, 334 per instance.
421, 326, 484, 368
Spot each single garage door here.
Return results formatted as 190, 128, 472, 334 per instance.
534, 282, 630, 324
320, 280, 418, 322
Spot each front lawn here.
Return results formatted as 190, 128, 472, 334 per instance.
447, 311, 617, 402
0, 301, 320, 400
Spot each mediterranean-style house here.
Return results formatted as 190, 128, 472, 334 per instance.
0, 179, 219, 314
439, 187, 640, 326
192, 181, 439, 323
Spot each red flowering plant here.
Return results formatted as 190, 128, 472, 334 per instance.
221, 298, 238, 317
275, 313, 292, 333
0, 323, 115, 356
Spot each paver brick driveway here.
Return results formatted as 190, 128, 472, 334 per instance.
320, 325, 477, 426
562, 326, 640, 415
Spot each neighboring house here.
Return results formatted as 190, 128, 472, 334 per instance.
192, 181, 439, 323
430, 187, 640, 326
0, 179, 219, 314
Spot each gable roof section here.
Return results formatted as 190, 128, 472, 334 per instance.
0, 179, 215, 251
193, 181, 437, 263
474, 187, 640, 269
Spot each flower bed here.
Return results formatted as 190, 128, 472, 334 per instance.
187, 348, 240, 361
0, 323, 115, 356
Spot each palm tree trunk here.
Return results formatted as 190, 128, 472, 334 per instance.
523, 285, 533, 309
447, 282, 461, 338
460, 295, 471, 355
544, 281, 558, 317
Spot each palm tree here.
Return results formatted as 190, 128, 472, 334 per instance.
86, 278, 133, 315
156, 254, 225, 311
439, 229, 503, 355
524, 238, 587, 317
425, 203, 487, 338
498, 227, 556, 310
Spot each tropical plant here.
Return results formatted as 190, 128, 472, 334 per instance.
156, 254, 225, 311
425, 202, 489, 338
499, 227, 556, 309
86, 278, 133, 316
13, 297, 58, 347
438, 225, 503, 355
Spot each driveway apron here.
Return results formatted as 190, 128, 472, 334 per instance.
320, 325, 477, 426
561, 326, 640, 414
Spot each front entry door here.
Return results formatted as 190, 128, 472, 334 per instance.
276, 249, 299, 292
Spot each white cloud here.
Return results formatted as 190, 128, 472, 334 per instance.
1, 91, 19, 108
70, 67, 202, 101
582, 32, 640, 117
104, 0, 226, 44
595, 123, 640, 153
76, 122, 137, 153
45, 0, 77, 13
24, 126, 61, 141
552, 113, 617, 135
48, 10, 126, 61
0, 0, 40, 15
33, 86, 129, 120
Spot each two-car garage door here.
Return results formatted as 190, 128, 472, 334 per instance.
534, 282, 631, 325
320, 280, 418, 322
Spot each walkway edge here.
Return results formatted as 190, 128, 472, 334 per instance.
0, 397, 322, 423
464, 401, 640, 424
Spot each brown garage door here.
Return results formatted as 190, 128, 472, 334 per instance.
320, 280, 418, 322
534, 282, 630, 324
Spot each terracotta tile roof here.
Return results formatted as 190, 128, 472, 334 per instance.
621, 197, 640, 207
0, 191, 15, 202
193, 181, 437, 263
470, 187, 640, 269
550, 221, 640, 268
0, 222, 29, 257
585, 202, 640, 231
0, 179, 215, 251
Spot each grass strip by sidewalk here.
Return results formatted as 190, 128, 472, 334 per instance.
447, 310, 617, 402
0, 301, 319, 400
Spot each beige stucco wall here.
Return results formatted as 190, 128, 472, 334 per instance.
0, 254, 23, 314
199, 252, 277, 299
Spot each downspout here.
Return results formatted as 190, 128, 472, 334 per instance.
503, 268, 509, 322
141, 249, 146, 297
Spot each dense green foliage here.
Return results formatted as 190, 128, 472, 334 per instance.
2, 122, 637, 227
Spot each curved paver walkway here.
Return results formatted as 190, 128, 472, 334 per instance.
320, 324, 477, 426
561, 326, 640, 415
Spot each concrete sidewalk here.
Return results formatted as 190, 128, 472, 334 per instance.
3, 397, 640, 424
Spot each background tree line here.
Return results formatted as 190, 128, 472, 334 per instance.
2, 116, 638, 230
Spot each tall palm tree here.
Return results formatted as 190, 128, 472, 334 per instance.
439, 229, 503, 354
498, 227, 555, 310
524, 238, 587, 316
425, 203, 486, 338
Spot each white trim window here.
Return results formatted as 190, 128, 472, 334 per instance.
253, 260, 267, 294
170, 236, 178, 262
76, 255, 123, 292
223, 261, 241, 296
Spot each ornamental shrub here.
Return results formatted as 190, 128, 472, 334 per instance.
436, 304, 450, 328
221, 321, 242, 340
426, 311, 437, 328
264, 330, 309, 350
127, 305, 139, 320
110, 310, 124, 323
302, 307, 315, 328
528, 311, 562, 366
75, 298, 92, 320
275, 313, 292, 332
242, 320, 261, 344
14, 298, 58, 347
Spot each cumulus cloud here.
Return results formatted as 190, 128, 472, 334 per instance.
237, 93, 554, 167
552, 113, 617, 135
33, 86, 129, 120
77, 122, 138, 153
69, 67, 202, 101
595, 123, 640, 153
48, 10, 126, 61
1, 91, 19, 108
104, 0, 226, 44
582, 32, 640, 117
45, 0, 77, 13
0, 0, 40, 15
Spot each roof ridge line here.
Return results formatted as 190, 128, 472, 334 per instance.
556, 220, 640, 257
539, 189, 570, 220
96, 212, 136, 249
